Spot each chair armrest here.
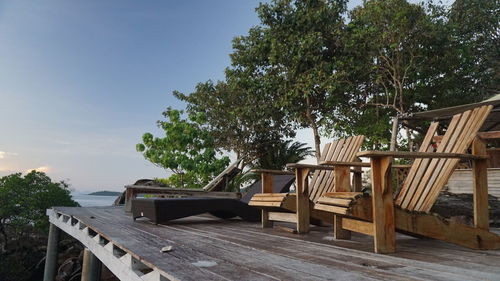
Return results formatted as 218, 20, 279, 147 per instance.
250, 169, 294, 175
319, 161, 370, 167
357, 151, 488, 160
320, 161, 411, 169
285, 163, 336, 170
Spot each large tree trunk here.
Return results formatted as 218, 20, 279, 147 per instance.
405, 126, 413, 152
311, 123, 321, 161
390, 116, 399, 151
305, 96, 321, 161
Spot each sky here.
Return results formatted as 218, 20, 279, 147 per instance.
0, 0, 367, 192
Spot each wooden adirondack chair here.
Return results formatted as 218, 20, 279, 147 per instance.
314, 105, 500, 253
248, 136, 365, 233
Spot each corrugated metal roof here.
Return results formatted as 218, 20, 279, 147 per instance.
403, 94, 500, 131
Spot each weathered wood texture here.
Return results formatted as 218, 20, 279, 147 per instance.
315, 106, 498, 253
472, 138, 489, 230
391, 105, 493, 212
50, 206, 500, 281
370, 156, 395, 253
250, 136, 365, 233
446, 168, 500, 197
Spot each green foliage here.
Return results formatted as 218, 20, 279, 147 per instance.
175, 80, 295, 166
137, 107, 230, 188
440, 0, 499, 101
325, 0, 496, 149
226, 0, 349, 158
154, 0, 498, 168
0, 171, 78, 281
251, 140, 313, 170
225, 141, 312, 192
326, 0, 440, 149
0, 171, 78, 241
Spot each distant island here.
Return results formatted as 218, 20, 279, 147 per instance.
88, 191, 122, 196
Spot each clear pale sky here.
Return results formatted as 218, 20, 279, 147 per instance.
0, 0, 365, 191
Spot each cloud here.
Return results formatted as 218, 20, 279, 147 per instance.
0, 151, 19, 159
25, 165, 51, 173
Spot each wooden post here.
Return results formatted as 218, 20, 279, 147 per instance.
261, 172, 274, 228
296, 168, 310, 234
390, 116, 399, 151
124, 187, 135, 212
333, 166, 351, 239
82, 248, 102, 281
43, 223, 61, 281
352, 157, 363, 192
370, 156, 395, 254
472, 137, 489, 230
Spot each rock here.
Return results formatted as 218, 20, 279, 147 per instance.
431, 191, 500, 227
161, 245, 173, 252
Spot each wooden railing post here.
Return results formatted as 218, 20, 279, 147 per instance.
124, 187, 135, 212
261, 172, 274, 228
334, 166, 352, 239
472, 137, 489, 230
371, 156, 395, 254
296, 168, 310, 234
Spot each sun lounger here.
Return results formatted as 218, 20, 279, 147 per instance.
131, 175, 294, 223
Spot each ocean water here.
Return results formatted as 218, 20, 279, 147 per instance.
71, 192, 119, 207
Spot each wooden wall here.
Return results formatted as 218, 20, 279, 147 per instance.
446, 168, 500, 198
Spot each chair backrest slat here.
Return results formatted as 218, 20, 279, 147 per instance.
395, 105, 492, 212
323, 136, 365, 194
395, 121, 439, 206
406, 111, 467, 210
309, 142, 331, 190
309, 142, 335, 201
418, 106, 492, 211
309, 135, 364, 202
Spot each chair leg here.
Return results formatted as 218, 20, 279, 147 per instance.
371, 156, 395, 254
334, 166, 352, 239
296, 168, 310, 234
472, 137, 489, 230
262, 210, 273, 228
334, 215, 351, 239
261, 172, 274, 229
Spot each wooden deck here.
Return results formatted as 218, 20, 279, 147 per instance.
49, 206, 500, 281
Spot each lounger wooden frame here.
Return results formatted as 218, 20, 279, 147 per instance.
314, 105, 500, 253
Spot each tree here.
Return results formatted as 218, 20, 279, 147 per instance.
441, 0, 499, 100
0, 171, 78, 248
227, 0, 349, 159
0, 171, 78, 280
251, 140, 313, 170
326, 0, 494, 150
335, 0, 442, 149
136, 108, 230, 188
175, 80, 295, 167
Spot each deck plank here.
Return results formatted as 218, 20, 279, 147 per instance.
52, 206, 500, 281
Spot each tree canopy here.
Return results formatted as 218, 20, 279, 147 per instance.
324, 0, 497, 149
226, 0, 349, 159
0, 171, 78, 280
141, 0, 499, 176
136, 108, 230, 188
175, 80, 295, 166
